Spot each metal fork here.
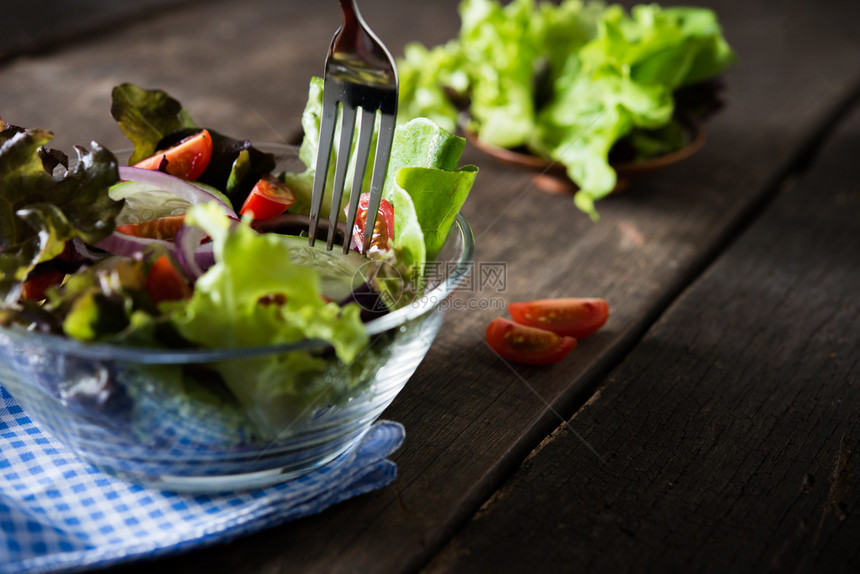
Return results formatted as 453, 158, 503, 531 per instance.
308, 0, 398, 255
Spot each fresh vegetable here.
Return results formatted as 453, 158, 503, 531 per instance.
115, 166, 236, 219
110, 83, 276, 209
21, 241, 76, 301
0, 81, 478, 436
116, 215, 186, 240
145, 254, 191, 304
508, 297, 609, 338
163, 203, 371, 432
98, 165, 237, 271
239, 174, 297, 220
485, 317, 577, 365
396, 0, 735, 219
108, 179, 232, 223
133, 129, 213, 181
0, 122, 122, 306
284, 77, 478, 275
346, 193, 395, 253
21, 270, 65, 301
110, 83, 198, 165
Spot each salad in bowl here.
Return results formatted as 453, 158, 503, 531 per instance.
0, 81, 477, 491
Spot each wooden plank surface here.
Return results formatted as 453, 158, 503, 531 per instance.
2, 1, 196, 59
425, 82, 860, 574
0, 0, 464, 154
1, 0, 859, 572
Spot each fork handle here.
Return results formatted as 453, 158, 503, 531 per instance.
339, 0, 359, 32
337, 0, 359, 48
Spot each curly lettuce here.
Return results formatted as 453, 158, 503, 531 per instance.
0, 123, 122, 305
283, 77, 478, 275
160, 203, 370, 433
395, 0, 735, 219
170, 203, 368, 363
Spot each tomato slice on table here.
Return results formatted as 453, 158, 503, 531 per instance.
134, 129, 213, 181
146, 255, 192, 305
239, 174, 296, 220
347, 192, 394, 253
485, 318, 577, 366
508, 298, 609, 339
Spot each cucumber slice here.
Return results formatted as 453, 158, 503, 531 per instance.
279, 235, 370, 302
110, 180, 234, 225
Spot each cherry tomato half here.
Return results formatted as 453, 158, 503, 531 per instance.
22, 270, 65, 301
21, 241, 75, 300
146, 255, 191, 305
347, 192, 394, 253
134, 129, 213, 181
239, 174, 297, 220
116, 215, 186, 241
485, 318, 577, 366
508, 298, 609, 339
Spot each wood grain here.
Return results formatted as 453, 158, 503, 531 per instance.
2, 1, 195, 58
425, 87, 860, 574
1, 0, 859, 572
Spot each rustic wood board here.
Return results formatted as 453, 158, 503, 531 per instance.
98, 0, 860, 572
1, 0, 858, 572
424, 82, 860, 574
2, 1, 196, 58
0, 0, 464, 154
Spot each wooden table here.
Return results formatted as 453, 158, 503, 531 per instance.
2, 0, 859, 571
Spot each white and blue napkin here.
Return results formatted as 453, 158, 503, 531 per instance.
0, 386, 403, 574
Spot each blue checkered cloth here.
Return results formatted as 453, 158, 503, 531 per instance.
0, 386, 404, 574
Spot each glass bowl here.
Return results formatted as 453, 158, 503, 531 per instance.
0, 143, 475, 492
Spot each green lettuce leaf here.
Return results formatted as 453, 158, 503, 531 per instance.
533, 64, 675, 217
537, 4, 734, 218
284, 79, 477, 272
0, 124, 122, 305
457, 0, 542, 149
395, 165, 478, 262
110, 83, 197, 164
164, 202, 371, 433
383, 118, 477, 265
396, 40, 467, 134
171, 202, 368, 361
394, 0, 735, 219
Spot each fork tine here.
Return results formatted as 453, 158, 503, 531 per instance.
312, 0, 397, 256
361, 111, 396, 256
326, 103, 356, 250
343, 107, 375, 254
308, 81, 341, 247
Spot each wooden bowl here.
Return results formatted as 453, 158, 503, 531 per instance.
463, 123, 706, 195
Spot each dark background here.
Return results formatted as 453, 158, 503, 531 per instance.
2, 0, 196, 58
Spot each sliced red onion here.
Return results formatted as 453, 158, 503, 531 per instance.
117, 166, 236, 218
175, 223, 212, 280
174, 215, 245, 280
338, 282, 389, 322
100, 166, 240, 279
95, 229, 216, 279
96, 231, 173, 257
71, 237, 107, 262
95, 232, 175, 258
193, 243, 216, 276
